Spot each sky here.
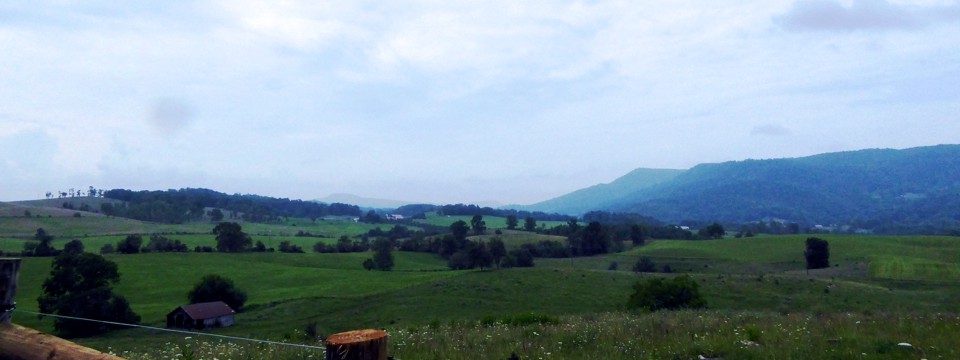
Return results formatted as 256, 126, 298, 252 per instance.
2, 0, 959, 205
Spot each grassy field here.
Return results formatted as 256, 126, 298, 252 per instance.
3, 206, 960, 358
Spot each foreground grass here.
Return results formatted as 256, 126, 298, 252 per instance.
112, 311, 960, 360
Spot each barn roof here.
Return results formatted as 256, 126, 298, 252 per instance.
176, 301, 235, 320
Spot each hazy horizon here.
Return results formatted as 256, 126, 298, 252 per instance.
3, 1, 959, 204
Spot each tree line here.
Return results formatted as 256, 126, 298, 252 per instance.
391, 203, 572, 222
100, 188, 361, 224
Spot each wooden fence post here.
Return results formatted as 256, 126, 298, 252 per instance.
0, 258, 125, 360
325, 329, 388, 360
1, 258, 21, 324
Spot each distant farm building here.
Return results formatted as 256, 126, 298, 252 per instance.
386, 214, 404, 221
166, 301, 236, 329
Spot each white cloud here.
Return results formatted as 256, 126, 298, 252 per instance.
752, 124, 794, 136
1, 1, 959, 203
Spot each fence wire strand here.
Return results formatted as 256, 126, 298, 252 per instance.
13, 309, 326, 351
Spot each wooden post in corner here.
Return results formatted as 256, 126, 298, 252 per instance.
325, 329, 388, 360
0, 258, 124, 360
1, 258, 21, 324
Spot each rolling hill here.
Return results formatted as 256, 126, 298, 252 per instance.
511, 168, 684, 215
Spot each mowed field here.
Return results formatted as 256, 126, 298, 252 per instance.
2, 203, 960, 357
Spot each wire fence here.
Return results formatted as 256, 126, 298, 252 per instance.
12, 309, 326, 351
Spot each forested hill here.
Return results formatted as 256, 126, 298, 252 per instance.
513, 168, 684, 215
101, 188, 361, 223
527, 144, 960, 233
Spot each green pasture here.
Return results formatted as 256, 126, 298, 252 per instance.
617, 234, 960, 281
0, 216, 187, 238
12, 252, 454, 334
469, 230, 567, 249
0, 233, 345, 254
3, 206, 960, 355
239, 219, 385, 237
62, 263, 960, 353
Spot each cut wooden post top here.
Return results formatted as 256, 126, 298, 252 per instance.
325, 329, 387, 345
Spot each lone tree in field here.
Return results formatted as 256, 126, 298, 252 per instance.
574, 221, 609, 256
470, 215, 486, 235
35, 228, 54, 242
27, 228, 57, 257
627, 275, 706, 312
700, 222, 725, 239
38, 252, 141, 337
804, 237, 830, 271
488, 237, 507, 269
213, 222, 252, 252
370, 238, 394, 271
188, 274, 248, 311
62, 239, 85, 255
506, 215, 518, 230
450, 220, 470, 241
524, 216, 537, 232
470, 240, 494, 270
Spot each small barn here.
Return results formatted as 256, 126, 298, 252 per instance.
166, 301, 236, 329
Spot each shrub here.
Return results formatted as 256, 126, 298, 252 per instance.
632, 257, 657, 272
278, 241, 304, 253
627, 275, 706, 312
116, 234, 142, 254
100, 244, 115, 254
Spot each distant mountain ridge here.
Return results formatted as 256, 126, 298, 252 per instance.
524, 144, 960, 233
513, 168, 684, 215
316, 193, 505, 209
316, 193, 413, 209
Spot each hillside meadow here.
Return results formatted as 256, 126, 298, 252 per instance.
2, 208, 960, 358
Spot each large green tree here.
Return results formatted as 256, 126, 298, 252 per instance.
470, 241, 493, 270
28, 228, 57, 257
116, 234, 142, 254
505, 215, 518, 230
470, 215, 487, 235
38, 253, 140, 337
488, 237, 507, 269
35, 228, 54, 242
62, 239, 85, 255
188, 274, 248, 311
700, 223, 725, 239
577, 221, 609, 256
370, 238, 395, 271
450, 220, 470, 241
524, 216, 537, 232
213, 222, 252, 252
